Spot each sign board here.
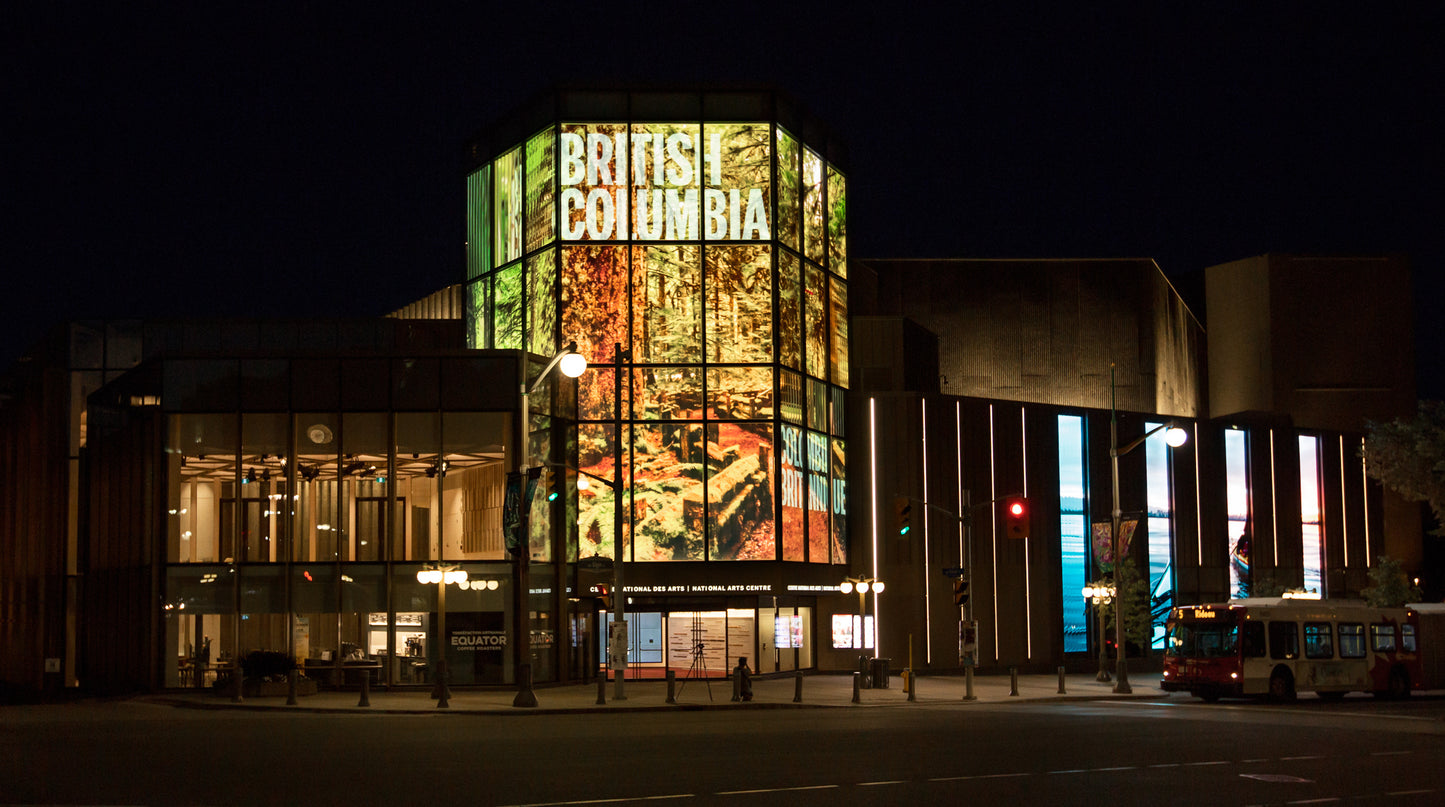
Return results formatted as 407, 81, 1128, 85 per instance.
503, 471, 523, 550
943, 567, 965, 578
578, 556, 614, 572
959, 620, 979, 667
44, 658, 61, 674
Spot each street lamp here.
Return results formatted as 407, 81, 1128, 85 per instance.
1109, 363, 1188, 694
514, 341, 587, 708
1081, 583, 1114, 682
840, 577, 884, 652
416, 563, 469, 708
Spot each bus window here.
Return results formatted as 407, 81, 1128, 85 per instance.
1370, 623, 1397, 653
1304, 622, 1333, 659
1339, 624, 1365, 658
1242, 622, 1266, 658
1403, 624, 1417, 653
1268, 621, 1299, 660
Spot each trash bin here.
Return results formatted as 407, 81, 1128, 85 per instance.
870, 657, 891, 689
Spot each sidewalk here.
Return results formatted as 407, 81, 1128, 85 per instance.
147, 671, 1173, 715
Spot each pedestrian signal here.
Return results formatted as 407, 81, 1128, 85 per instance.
953, 578, 970, 607
596, 584, 612, 610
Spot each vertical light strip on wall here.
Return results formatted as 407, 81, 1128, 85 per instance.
1269, 429, 1279, 562
1361, 436, 1372, 566
1299, 436, 1323, 595
956, 402, 964, 564
1339, 436, 1350, 569
988, 404, 999, 657
1020, 408, 1031, 660
921, 398, 932, 663
869, 398, 880, 649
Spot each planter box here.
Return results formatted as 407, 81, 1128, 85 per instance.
239, 677, 318, 698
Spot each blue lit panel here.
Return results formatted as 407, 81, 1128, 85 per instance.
1145, 423, 1175, 649
1225, 429, 1250, 598
1058, 415, 1087, 653
1299, 436, 1323, 595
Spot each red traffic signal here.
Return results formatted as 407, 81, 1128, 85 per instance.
1003, 496, 1029, 540
596, 583, 612, 610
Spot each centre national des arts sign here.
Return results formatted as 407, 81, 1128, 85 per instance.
463, 99, 850, 570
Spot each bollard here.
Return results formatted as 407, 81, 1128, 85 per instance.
964, 665, 976, 701
357, 668, 371, 708
436, 660, 450, 709
512, 663, 538, 708
231, 660, 243, 704
1058, 666, 1067, 694
597, 673, 607, 705
907, 669, 916, 703
286, 668, 298, 706
1010, 666, 1019, 696
793, 670, 803, 703
666, 670, 676, 704
732, 668, 742, 702
852, 671, 861, 704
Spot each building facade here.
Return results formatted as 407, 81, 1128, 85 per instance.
0, 89, 1423, 696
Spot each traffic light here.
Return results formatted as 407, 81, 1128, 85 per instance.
1004, 495, 1029, 540
893, 496, 912, 537
547, 468, 564, 502
953, 577, 970, 607
596, 584, 612, 610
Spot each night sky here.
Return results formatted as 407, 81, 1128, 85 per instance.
7, 5, 1443, 398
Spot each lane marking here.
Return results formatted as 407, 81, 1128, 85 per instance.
1184, 761, 1230, 766
1094, 766, 1138, 772
1048, 769, 1087, 775
858, 781, 905, 786
718, 785, 837, 795
1281, 755, 1325, 761
1285, 799, 1339, 804
1371, 750, 1411, 756
1148, 763, 1181, 769
498, 797, 692, 807
1386, 790, 1436, 797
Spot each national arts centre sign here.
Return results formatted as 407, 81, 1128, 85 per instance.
558, 127, 772, 242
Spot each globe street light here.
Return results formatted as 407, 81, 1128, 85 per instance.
416, 563, 468, 708
840, 577, 884, 652
1109, 363, 1188, 694
513, 341, 587, 708
1081, 583, 1114, 682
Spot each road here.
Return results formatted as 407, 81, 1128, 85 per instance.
3, 694, 1443, 806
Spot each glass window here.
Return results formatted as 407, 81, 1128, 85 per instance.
636, 366, 702, 421
829, 278, 848, 388
440, 413, 509, 561
493, 263, 524, 350
527, 248, 557, 356
560, 123, 628, 241
631, 423, 705, 561
1145, 422, 1177, 649
704, 123, 771, 241
1299, 436, 1324, 596
294, 414, 340, 562
704, 245, 772, 363
1304, 622, 1334, 659
627, 123, 695, 241
494, 145, 524, 263
806, 429, 829, 563
826, 165, 846, 277
1371, 623, 1397, 653
1269, 620, 1299, 660
466, 277, 490, 350
779, 424, 805, 562
1225, 428, 1251, 598
830, 438, 847, 564
802, 149, 824, 263
778, 250, 802, 371
1242, 621, 1267, 658
774, 128, 800, 251
632, 245, 701, 364
708, 422, 775, 560
341, 413, 389, 562
707, 366, 773, 420
562, 245, 629, 367
1404, 624, 1417, 653
466, 165, 492, 280
1058, 414, 1088, 653
1339, 623, 1365, 658
779, 369, 804, 426
525, 126, 556, 252
577, 422, 627, 561
241, 414, 289, 563
167, 413, 237, 563
804, 262, 827, 380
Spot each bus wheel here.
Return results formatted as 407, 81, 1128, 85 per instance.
1198, 690, 1220, 703
1268, 668, 1296, 702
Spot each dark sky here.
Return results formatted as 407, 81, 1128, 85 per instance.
7, 5, 1443, 396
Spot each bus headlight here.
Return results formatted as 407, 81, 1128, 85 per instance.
1230, 672, 1238, 679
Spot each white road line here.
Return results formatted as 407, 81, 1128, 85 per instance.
1281, 755, 1325, 761
858, 781, 905, 786
1148, 763, 1181, 768
1048, 769, 1088, 774
1094, 766, 1138, 772
1184, 761, 1230, 766
1241, 759, 1270, 763
1372, 750, 1412, 756
1386, 790, 1436, 796
1285, 799, 1339, 805
718, 785, 837, 795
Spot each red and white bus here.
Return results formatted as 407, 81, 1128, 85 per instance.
1161, 598, 1424, 702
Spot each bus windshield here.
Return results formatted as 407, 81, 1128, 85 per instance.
1166, 621, 1239, 658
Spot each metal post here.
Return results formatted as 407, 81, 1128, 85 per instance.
793, 671, 803, 703
597, 673, 607, 705
964, 665, 975, 701
357, 668, 371, 708
851, 671, 861, 704
1009, 666, 1019, 696
1110, 365, 1132, 694
436, 577, 450, 708
1095, 594, 1111, 682
1058, 666, 1067, 694
612, 342, 628, 702
666, 670, 676, 704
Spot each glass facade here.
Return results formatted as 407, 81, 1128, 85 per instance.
1058, 415, 1087, 653
1300, 435, 1324, 596
1225, 428, 1250, 598
464, 115, 848, 569
1144, 423, 1175, 649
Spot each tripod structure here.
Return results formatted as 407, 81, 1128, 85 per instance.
676, 612, 712, 700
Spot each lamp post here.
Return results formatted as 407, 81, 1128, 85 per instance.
514, 341, 587, 708
1081, 583, 1114, 682
1109, 364, 1188, 694
416, 564, 469, 708
839, 577, 884, 652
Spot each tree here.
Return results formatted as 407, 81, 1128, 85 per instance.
1362, 555, 1424, 607
1363, 400, 1445, 536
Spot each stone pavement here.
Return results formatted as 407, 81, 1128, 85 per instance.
148, 670, 1175, 714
